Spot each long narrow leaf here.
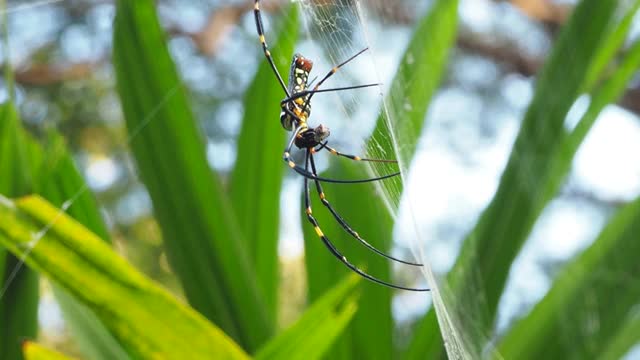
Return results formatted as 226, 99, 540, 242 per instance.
303, 162, 395, 359
599, 313, 640, 359
545, 35, 640, 209
255, 274, 360, 360
22, 342, 76, 360
53, 289, 129, 360
37, 134, 110, 241
408, 0, 634, 357
0, 103, 39, 360
37, 135, 129, 360
113, 0, 272, 350
231, 4, 299, 319
2, 105, 124, 360
449, 0, 617, 318
368, 0, 459, 172
0, 195, 249, 360
498, 196, 640, 358
581, 0, 640, 92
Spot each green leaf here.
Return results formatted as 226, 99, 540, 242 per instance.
0, 113, 127, 359
599, 313, 640, 360
545, 35, 640, 209
303, 162, 396, 359
450, 0, 619, 317
0, 104, 32, 195
367, 0, 459, 189
581, 0, 640, 92
499, 196, 640, 359
0, 256, 38, 360
37, 134, 110, 241
407, 1, 638, 358
0, 252, 3, 313
113, 0, 272, 350
231, 4, 299, 319
36, 134, 129, 360
22, 342, 76, 360
255, 274, 360, 360
0, 103, 39, 360
0, 195, 249, 360
52, 288, 130, 360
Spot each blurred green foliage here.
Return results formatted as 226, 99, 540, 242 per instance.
1, 0, 640, 359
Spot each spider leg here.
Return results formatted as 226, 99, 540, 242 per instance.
299, 47, 370, 112
312, 144, 398, 164
281, 83, 381, 106
308, 153, 422, 266
254, 0, 289, 96
307, 75, 319, 88
304, 150, 429, 292
313, 141, 329, 152
278, 47, 376, 114
284, 128, 400, 183
309, 47, 370, 99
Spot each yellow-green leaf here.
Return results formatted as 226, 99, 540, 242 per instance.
255, 274, 360, 360
0, 195, 249, 360
22, 342, 76, 360
0, 103, 39, 360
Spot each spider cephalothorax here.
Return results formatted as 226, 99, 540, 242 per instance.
295, 124, 330, 149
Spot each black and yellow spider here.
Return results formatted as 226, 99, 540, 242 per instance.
253, 0, 429, 292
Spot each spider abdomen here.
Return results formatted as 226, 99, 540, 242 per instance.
280, 54, 313, 130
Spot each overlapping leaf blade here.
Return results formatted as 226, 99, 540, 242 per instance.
113, 0, 271, 350
0, 103, 39, 360
22, 342, 76, 360
37, 134, 110, 241
547, 31, 640, 207
496, 33, 640, 360
407, 0, 639, 358
255, 274, 360, 360
0, 195, 249, 360
499, 196, 640, 359
1, 104, 126, 360
303, 162, 395, 359
36, 135, 129, 360
599, 314, 640, 359
52, 288, 129, 360
368, 0, 459, 180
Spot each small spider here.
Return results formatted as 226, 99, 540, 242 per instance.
253, 0, 429, 292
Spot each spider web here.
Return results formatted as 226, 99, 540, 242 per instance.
294, 0, 486, 358
0, 1, 484, 356
7, 0, 640, 359
0, 0, 567, 358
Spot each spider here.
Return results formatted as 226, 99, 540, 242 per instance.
253, 0, 429, 292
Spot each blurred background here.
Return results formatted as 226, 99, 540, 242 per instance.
3, 0, 640, 358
